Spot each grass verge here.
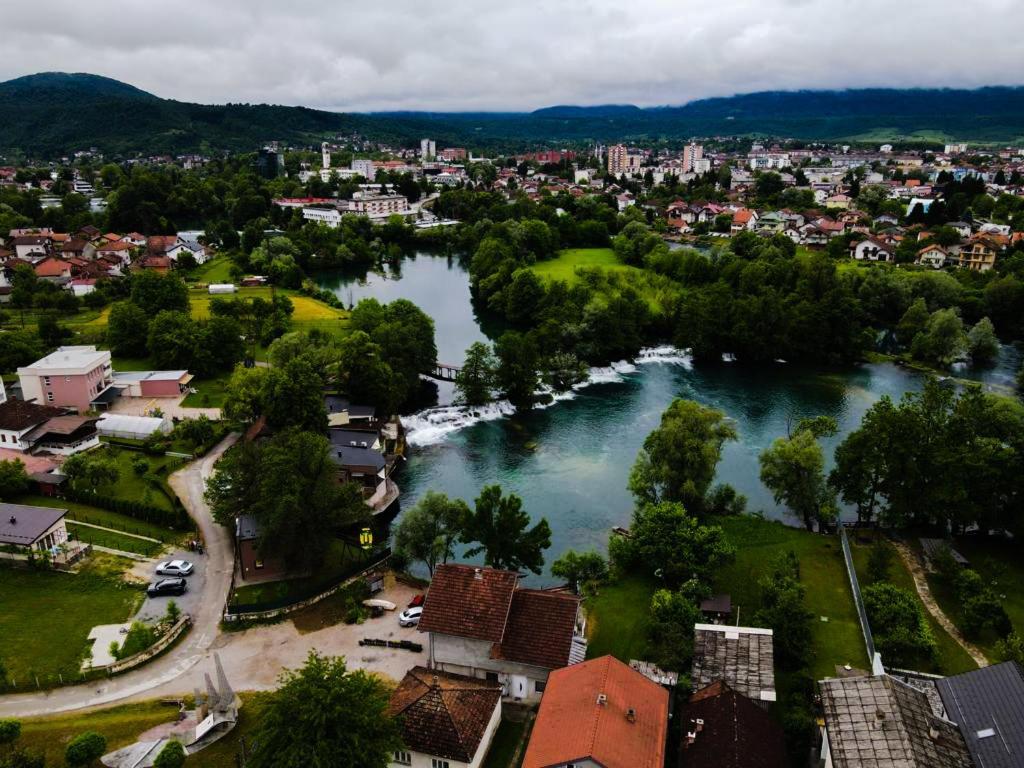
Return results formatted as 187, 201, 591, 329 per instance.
584, 572, 656, 661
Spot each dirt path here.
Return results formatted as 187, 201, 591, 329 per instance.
0, 434, 238, 718
891, 540, 989, 668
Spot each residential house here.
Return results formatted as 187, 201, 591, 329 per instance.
959, 235, 1000, 272
521, 655, 669, 768
12, 235, 50, 260
0, 502, 70, 557
679, 681, 785, 768
754, 212, 786, 234
235, 513, 289, 582
731, 208, 758, 232
819, 674, 971, 768
0, 399, 98, 455
852, 237, 894, 263
61, 238, 95, 261
873, 213, 899, 228
946, 221, 972, 239
95, 240, 134, 265
18, 345, 115, 412
936, 661, 1024, 768
388, 667, 502, 768
0, 398, 64, 450
136, 253, 172, 273
691, 624, 776, 704
699, 594, 732, 624
419, 563, 585, 702
33, 256, 74, 279
916, 245, 950, 269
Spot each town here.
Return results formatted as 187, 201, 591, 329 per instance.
2, 9, 1024, 768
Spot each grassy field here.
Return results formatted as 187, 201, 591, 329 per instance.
482, 716, 530, 768
181, 372, 231, 408
190, 256, 235, 284
528, 248, 673, 313
65, 521, 163, 556
18, 494, 181, 542
585, 573, 657, 661
188, 285, 349, 333
851, 536, 977, 675
88, 446, 183, 512
713, 515, 867, 681
0, 555, 142, 684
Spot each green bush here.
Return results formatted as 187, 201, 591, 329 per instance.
0, 718, 21, 746
153, 740, 186, 768
114, 622, 158, 660
65, 731, 107, 767
863, 582, 936, 667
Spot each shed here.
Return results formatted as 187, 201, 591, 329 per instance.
208, 283, 237, 294
97, 413, 173, 440
699, 594, 732, 622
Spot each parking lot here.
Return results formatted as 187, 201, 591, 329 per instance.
135, 548, 208, 623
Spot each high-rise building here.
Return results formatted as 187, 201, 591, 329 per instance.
420, 138, 436, 160
322, 142, 331, 169
351, 158, 376, 181
682, 142, 704, 172
608, 144, 627, 175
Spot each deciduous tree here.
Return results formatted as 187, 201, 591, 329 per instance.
393, 491, 470, 576
462, 485, 551, 574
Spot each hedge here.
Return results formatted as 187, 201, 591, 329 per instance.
61, 488, 191, 530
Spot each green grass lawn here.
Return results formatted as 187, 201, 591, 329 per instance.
585, 572, 657, 661
92, 446, 182, 512
0, 555, 142, 684
18, 494, 183, 542
181, 372, 231, 408
65, 521, 164, 556
851, 537, 977, 675
191, 256, 235, 284
528, 248, 673, 313
187, 285, 349, 336
482, 717, 530, 768
713, 515, 867, 681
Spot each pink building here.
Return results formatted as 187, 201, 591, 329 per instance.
18, 346, 114, 413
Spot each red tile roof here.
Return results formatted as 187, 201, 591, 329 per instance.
522, 655, 668, 768
492, 589, 580, 669
418, 563, 518, 643
388, 667, 501, 763
680, 681, 785, 768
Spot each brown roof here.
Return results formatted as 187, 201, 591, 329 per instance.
388, 667, 501, 763
680, 681, 785, 768
146, 235, 178, 253
492, 589, 580, 669
0, 399, 64, 431
522, 655, 669, 768
418, 563, 518, 643
691, 625, 776, 702
27, 415, 98, 436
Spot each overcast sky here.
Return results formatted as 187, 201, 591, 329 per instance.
3, 0, 1023, 112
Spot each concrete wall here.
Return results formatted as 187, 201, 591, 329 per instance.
140, 378, 185, 398
431, 633, 551, 702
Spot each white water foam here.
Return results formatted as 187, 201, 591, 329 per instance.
404, 346, 695, 446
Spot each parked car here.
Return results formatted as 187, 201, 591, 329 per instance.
155, 560, 194, 576
398, 606, 423, 627
408, 594, 425, 608
147, 578, 187, 597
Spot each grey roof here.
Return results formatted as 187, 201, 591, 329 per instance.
937, 662, 1024, 768
820, 674, 972, 768
0, 502, 67, 545
235, 513, 261, 542
329, 429, 379, 449
331, 445, 386, 471
700, 594, 732, 614
691, 624, 776, 702
323, 395, 375, 419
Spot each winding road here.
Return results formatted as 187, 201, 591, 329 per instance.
0, 434, 238, 718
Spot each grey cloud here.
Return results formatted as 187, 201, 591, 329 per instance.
1, 0, 1021, 111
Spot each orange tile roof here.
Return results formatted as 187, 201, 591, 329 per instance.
521, 655, 668, 768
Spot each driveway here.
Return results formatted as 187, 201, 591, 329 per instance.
0, 434, 238, 718
135, 550, 208, 623
106, 393, 221, 420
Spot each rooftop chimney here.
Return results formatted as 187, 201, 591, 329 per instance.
473, 568, 483, 580
626, 708, 636, 723
596, 693, 607, 706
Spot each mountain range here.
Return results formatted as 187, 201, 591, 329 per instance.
2, 72, 1024, 157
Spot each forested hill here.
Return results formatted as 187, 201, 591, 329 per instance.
3, 72, 1024, 157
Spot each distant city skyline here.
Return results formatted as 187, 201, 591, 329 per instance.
2, 0, 1023, 113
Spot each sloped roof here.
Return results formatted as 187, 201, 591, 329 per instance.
937, 661, 1024, 768
389, 667, 501, 763
681, 681, 785, 768
521, 655, 668, 768
418, 563, 518, 643
492, 589, 580, 670
820, 674, 971, 768
691, 624, 776, 702
0, 399, 63, 431
0, 502, 67, 546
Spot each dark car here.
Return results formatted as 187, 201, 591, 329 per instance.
147, 578, 187, 597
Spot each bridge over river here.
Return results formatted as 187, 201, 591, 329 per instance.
426, 362, 462, 382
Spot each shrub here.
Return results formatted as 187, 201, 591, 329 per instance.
866, 542, 893, 583
0, 718, 21, 746
153, 740, 186, 768
954, 569, 1011, 639
132, 457, 149, 476
863, 582, 935, 667
65, 731, 107, 767
114, 622, 158, 660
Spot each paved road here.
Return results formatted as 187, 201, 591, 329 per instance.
136, 549, 208, 623
0, 434, 238, 718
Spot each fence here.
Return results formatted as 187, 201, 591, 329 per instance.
839, 526, 877, 666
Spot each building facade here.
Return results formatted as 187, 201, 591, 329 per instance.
18, 346, 114, 412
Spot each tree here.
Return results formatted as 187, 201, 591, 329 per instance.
866, 542, 893, 583
221, 366, 268, 424
106, 301, 150, 357
261, 357, 327, 433
65, 731, 107, 767
248, 651, 401, 768
911, 308, 967, 366
752, 552, 813, 670
393, 492, 470, 576
205, 430, 367, 571
350, 298, 437, 407
759, 417, 838, 530
193, 316, 245, 376
648, 588, 702, 671
494, 331, 539, 409
461, 485, 551, 574
130, 270, 189, 316
830, 399, 898, 524
36, 315, 69, 348
152, 741, 185, 768
336, 331, 398, 414
62, 453, 119, 494
629, 399, 737, 512
615, 502, 734, 588
455, 342, 496, 406
551, 550, 608, 594
967, 317, 999, 366
172, 415, 215, 451
0, 720, 20, 748
863, 582, 935, 667
0, 460, 29, 501
896, 298, 930, 347
147, 310, 197, 369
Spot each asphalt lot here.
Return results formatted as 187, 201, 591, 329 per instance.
135, 548, 208, 623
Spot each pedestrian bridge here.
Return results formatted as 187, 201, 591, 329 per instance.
425, 362, 462, 382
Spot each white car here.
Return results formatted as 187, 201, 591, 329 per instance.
398, 606, 422, 627
155, 559, 194, 577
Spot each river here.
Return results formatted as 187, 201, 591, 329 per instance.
317, 253, 1021, 580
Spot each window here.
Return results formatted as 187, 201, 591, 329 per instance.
46, 392, 54, 403
535, 680, 546, 693
485, 672, 499, 682
393, 751, 411, 766
42, 376, 50, 386
254, 559, 264, 570
431, 760, 450, 768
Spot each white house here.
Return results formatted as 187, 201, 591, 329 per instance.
916, 245, 950, 269
852, 238, 894, 262
388, 667, 502, 768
